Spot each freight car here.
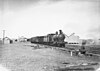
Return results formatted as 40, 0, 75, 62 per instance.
30, 30, 66, 47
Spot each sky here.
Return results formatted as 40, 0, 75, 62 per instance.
0, 0, 100, 39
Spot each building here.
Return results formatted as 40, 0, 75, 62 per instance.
65, 33, 82, 45
18, 36, 27, 42
3, 37, 11, 44
86, 39, 95, 45
93, 39, 100, 45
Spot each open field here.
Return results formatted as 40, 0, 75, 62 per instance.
0, 42, 100, 71
86, 45, 100, 54
65, 44, 100, 54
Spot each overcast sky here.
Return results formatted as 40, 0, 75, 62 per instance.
0, 0, 100, 39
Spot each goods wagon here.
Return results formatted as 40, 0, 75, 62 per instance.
30, 36, 44, 44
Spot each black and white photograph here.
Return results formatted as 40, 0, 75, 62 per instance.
0, 0, 100, 71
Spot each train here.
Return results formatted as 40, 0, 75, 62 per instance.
30, 30, 67, 47
30, 30, 90, 56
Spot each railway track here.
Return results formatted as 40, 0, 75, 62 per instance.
25, 43, 100, 58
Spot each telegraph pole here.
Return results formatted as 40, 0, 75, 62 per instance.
3, 30, 5, 44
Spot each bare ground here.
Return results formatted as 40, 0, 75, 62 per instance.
0, 42, 100, 71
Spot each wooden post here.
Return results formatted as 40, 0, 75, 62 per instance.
71, 51, 73, 56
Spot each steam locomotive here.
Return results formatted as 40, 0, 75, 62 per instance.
30, 30, 67, 47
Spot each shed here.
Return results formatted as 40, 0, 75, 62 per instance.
4, 37, 11, 44
65, 33, 82, 45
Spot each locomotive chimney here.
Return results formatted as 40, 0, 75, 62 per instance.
59, 30, 62, 34
56, 31, 58, 35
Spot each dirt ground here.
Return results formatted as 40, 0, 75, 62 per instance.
0, 42, 100, 71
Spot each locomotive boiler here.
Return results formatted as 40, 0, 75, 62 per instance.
52, 30, 65, 47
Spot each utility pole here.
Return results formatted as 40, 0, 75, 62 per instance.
3, 30, 5, 44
